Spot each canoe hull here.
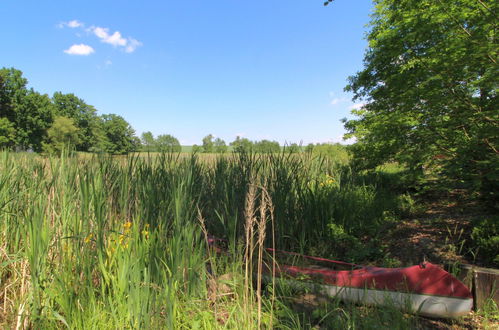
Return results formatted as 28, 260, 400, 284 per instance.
264, 251, 473, 318
271, 277, 473, 318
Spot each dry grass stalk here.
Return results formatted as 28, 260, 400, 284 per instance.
261, 186, 275, 329
256, 188, 267, 329
243, 182, 256, 322
243, 181, 276, 329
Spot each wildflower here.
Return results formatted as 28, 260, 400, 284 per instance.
123, 221, 132, 231
84, 233, 93, 244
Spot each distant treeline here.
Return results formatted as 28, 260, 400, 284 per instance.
141, 131, 348, 158
140, 132, 300, 154
0, 67, 348, 156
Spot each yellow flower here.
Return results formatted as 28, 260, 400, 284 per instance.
84, 233, 93, 244
123, 221, 133, 230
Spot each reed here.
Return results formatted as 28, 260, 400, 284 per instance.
0, 150, 456, 328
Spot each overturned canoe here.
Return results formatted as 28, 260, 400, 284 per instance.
206, 237, 473, 318
266, 249, 473, 318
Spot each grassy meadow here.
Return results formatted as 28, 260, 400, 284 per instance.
0, 151, 496, 328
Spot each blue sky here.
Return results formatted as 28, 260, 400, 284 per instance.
1, 0, 372, 145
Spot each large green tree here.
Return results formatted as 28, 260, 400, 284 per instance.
15, 91, 55, 151
52, 92, 101, 152
344, 0, 498, 200
0, 68, 54, 151
100, 114, 138, 154
0, 68, 27, 123
42, 116, 80, 154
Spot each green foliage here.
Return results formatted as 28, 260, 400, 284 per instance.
52, 92, 101, 152
311, 143, 350, 164
100, 114, 137, 154
0, 67, 139, 155
471, 217, 499, 267
254, 140, 280, 153
285, 143, 301, 153
140, 131, 155, 151
1, 152, 493, 327
42, 116, 79, 154
156, 134, 181, 153
0, 68, 55, 151
230, 136, 253, 153
202, 134, 214, 153
0, 117, 15, 148
191, 144, 202, 153
0, 67, 28, 122
344, 0, 498, 202
214, 137, 228, 153
15, 91, 55, 151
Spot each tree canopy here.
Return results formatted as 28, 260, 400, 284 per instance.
344, 0, 498, 201
0, 67, 139, 154
100, 114, 138, 154
156, 134, 181, 153
42, 116, 80, 154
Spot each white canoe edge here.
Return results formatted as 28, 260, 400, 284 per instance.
271, 277, 473, 318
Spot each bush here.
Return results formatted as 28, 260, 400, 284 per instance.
471, 217, 499, 267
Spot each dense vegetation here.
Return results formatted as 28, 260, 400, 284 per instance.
1, 152, 496, 328
1, 0, 497, 328
0, 68, 139, 154
344, 0, 498, 206
0, 152, 468, 328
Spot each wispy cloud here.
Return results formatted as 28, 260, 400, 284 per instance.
328, 92, 348, 106
349, 102, 365, 110
59, 20, 142, 54
125, 38, 142, 53
330, 97, 348, 105
89, 26, 142, 53
90, 27, 127, 46
64, 44, 95, 55
58, 20, 84, 29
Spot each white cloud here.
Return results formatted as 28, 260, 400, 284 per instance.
125, 38, 142, 53
59, 20, 84, 28
89, 26, 142, 52
349, 102, 366, 110
64, 44, 95, 55
58, 20, 142, 54
105, 59, 112, 66
107, 31, 128, 46
91, 26, 108, 39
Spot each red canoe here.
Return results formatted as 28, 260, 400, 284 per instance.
207, 237, 473, 318
265, 249, 473, 318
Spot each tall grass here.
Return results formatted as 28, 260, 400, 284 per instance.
0, 151, 425, 328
